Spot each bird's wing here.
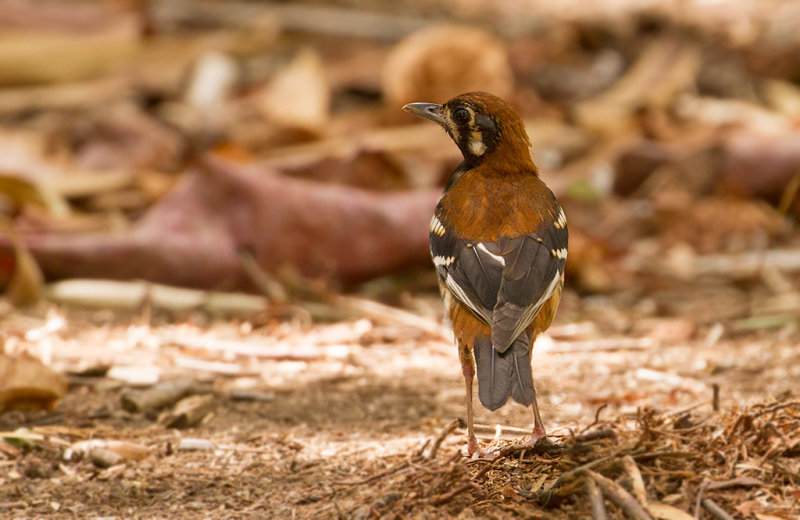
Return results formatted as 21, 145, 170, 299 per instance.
429, 206, 568, 350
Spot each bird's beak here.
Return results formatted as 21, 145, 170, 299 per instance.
402, 102, 446, 126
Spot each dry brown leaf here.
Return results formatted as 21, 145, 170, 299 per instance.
0, 175, 70, 216
5, 156, 439, 288
647, 502, 695, 520
4, 229, 43, 306
0, 352, 67, 413
574, 38, 701, 134
254, 48, 329, 133
382, 25, 513, 110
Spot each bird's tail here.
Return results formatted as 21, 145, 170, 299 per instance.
473, 334, 535, 411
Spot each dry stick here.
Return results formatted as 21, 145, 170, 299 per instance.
335, 295, 452, 341
238, 249, 288, 303
428, 419, 460, 460
415, 439, 431, 458
120, 379, 200, 413
473, 445, 527, 480
575, 429, 616, 443
585, 477, 609, 520
335, 461, 411, 486
580, 404, 609, 434
752, 400, 800, 418
621, 455, 648, 505
585, 471, 653, 520
542, 455, 614, 495
694, 479, 710, 518
701, 499, 735, 520
430, 482, 477, 506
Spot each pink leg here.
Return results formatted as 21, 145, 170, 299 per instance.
460, 359, 480, 456
525, 383, 547, 447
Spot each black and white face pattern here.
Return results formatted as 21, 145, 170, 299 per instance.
441, 101, 500, 163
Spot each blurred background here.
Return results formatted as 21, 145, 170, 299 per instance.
1, 0, 799, 517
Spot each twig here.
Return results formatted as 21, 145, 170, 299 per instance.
580, 404, 609, 434
473, 444, 528, 480
430, 482, 476, 506
120, 379, 202, 413
428, 419, 460, 460
585, 477, 609, 520
712, 384, 720, 412
238, 249, 288, 303
542, 456, 614, 495
334, 461, 410, 486
574, 429, 616, 443
752, 400, 800, 418
701, 499, 735, 520
415, 439, 431, 458
694, 479, 710, 518
585, 470, 653, 520
335, 295, 452, 341
621, 455, 648, 505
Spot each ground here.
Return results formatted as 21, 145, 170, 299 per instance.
1, 287, 798, 519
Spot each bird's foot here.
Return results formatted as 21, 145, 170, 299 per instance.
524, 423, 547, 448
466, 435, 486, 459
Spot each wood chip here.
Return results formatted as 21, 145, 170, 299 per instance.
161, 394, 216, 429
121, 379, 200, 413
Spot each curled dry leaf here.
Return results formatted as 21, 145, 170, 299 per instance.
574, 38, 701, 134
0, 352, 67, 413
382, 25, 513, 111
254, 48, 330, 134
2, 155, 439, 289
2, 226, 43, 305
646, 501, 695, 520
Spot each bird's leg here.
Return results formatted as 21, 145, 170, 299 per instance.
525, 382, 547, 447
462, 361, 480, 456
458, 342, 480, 457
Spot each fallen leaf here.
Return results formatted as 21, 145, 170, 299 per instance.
647, 501, 695, 520
382, 25, 513, 111
574, 38, 701, 134
254, 48, 329, 133
4, 155, 440, 288
3, 228, 43, 305
0, 352, 67, 413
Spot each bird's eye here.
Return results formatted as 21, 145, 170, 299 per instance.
452, 107, 471, 126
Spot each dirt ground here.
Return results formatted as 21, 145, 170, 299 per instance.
1, 284, 799, 519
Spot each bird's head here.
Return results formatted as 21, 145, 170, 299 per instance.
403, 91, 534, 170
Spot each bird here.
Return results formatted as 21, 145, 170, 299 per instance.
403, 92, 568, 456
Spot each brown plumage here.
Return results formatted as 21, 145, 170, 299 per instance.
404, 92, 567, 456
